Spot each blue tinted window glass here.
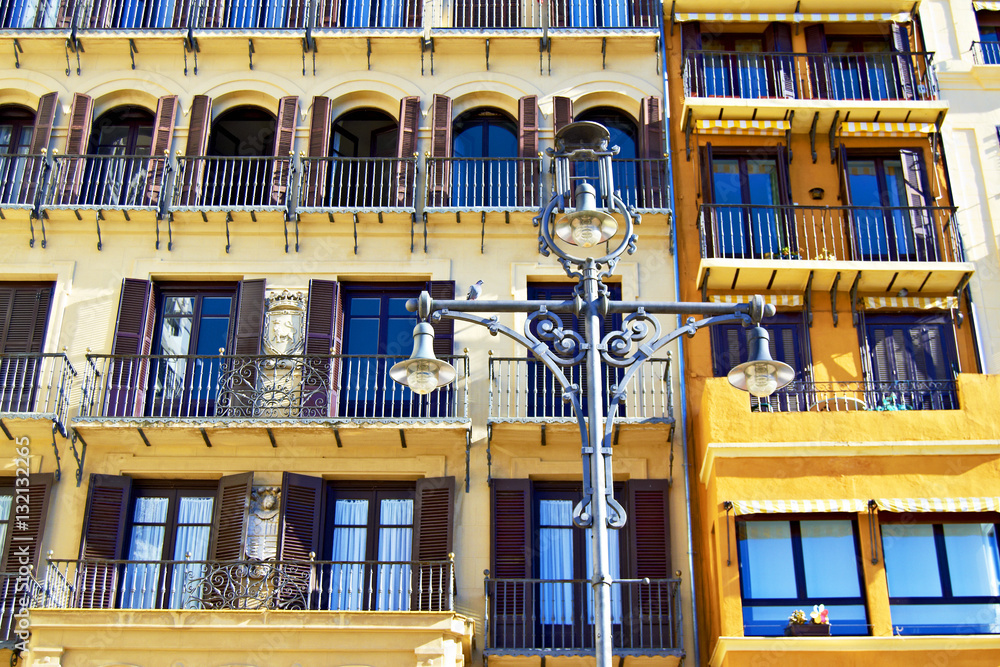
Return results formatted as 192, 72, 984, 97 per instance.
388, 298, 411, 316
882, 523, 943, 597
943, 523, 1000, 597
201, 296, 231, 316
712, 159, 743, 205
351, 298, 381, 317
739, 521, 796, 599
801, 520, 861, 598
347, 319, 380, 354
195, 318, 230, 355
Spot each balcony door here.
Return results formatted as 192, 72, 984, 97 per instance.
0, 282, 53, 413
864, 315, 958, 409
81, 106, 154, 208
452, 108, 517, 208
0, 106, 35, 205
205, 106, 277, 207
329, 109, 398, 208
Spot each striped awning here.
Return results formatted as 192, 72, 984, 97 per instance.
864, 296, 959, 310
674, 12, 911, 22
875, 497, 1000, 512
709, 294, 803, 306
696, 119, 789, 136
973, 2, 1000, 11
729, 499, 868, 515
840, 122, 936, 137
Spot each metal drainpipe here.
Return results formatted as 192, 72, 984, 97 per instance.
658, 8, 702, 667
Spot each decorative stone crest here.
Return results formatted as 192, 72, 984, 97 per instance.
245, 486, 281, 561
264, 289, 306, 356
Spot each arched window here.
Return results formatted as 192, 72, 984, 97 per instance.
89, 106, 154, 156
328, 109, 399, 208
0, 105, 36, 205
208, 106, 276, 157
573, 107, 639, 208
205, 106, 277, 206
452, 108, 517, 208
331, 109, 398, 158
0, 105, 34, 155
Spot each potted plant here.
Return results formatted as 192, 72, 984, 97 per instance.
784, 605, 831, 636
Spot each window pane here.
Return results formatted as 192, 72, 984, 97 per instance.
882, 523, 943, 597
744, 604, 869, 636
712, 159, 743, 205
200, 296, 231, 317
159, 317, 192, 356
124, 497, 168, 611
330, 499, 369, 610
347, 319, 380, 354
195, 318, 230, 355
890, 603, 1000, 635
539, 500, 574, 624
164, 296, 194, 316
350, 297, 381, 317
943, 523, 1000, 597
0, 495, 11, 520
801, 520, 861, 598
376, 498, 413, 611
739, 521, 797, 599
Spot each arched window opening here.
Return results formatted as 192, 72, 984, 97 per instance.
0, 105, 34, 155
208, 106, 276, 158
573, 107, 639, 208
452, 108, 517, 208
203, 106, 277, 207
90, 106, 154, 156
328, 109, 399, 208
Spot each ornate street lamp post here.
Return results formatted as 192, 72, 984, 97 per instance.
392, 121, 793, 666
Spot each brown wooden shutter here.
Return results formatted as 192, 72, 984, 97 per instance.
804, 25, 828, 99
699, 144, 716, 257
395, 96, 420, 207
277, 472, 324, 608
305, 96, 332, 207
631, 0, 653, 27
639, 97, 664, 209
427, 281, 455, 358
518, 95, 539, 208
304, 279, 342, 417
77, 474, 132, 608
0, 283, 52, 411
681, 23, 704, 96
109, 279, 154, 417
411, 476, 455, 611
490, 478, 532, 649
428, 94, 452, 207
891, 23, 915, 100
56, 0, 76, 27
21, 92, 58, 204
0, 473, 52, 572
234, 279, 266, 355
270, 96, 299, 205
406, 0, 422, 26
552, 96, 573, 135
764, 23, 796, 99
179, 95, 212, 206
626, 479, 671, 648
146, 95, 178, 206
60, 93, 93, 203
207, 472, 253, 561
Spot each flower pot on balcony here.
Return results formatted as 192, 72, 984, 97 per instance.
784, 623, 831, 637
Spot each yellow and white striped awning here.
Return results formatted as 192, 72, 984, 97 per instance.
973, 2, 1000, 11
674, 12, 911, 22
729, 499, 868, 515
840, 122, 936, 137
696, 120, 789, 136
864, 296, 959, 310
875, 497, 1000, 512
709, 294, 803, 307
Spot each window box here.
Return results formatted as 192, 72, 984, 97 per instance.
784, 622, 831, 636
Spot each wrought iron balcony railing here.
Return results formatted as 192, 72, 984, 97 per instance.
446, 0, 657, 29
41, 557, 454, 612
171, 156, 294, 214
0, 154, 46, 209
683, 50, 938, 102
79, 352, 468, 421
972, 41, 1000, 65
570, 158, 668, 212
488, 355, 672, 423
750, 379, 959, 413
484, 576, 682, 654
297, 156, 417, 212
0, 353, 77, 434
0, 572, 44, 647
43, 155, 169, 212
424, 157, 542, 211
698, 204, 964, 264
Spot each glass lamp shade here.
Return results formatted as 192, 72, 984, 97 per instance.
553, 183, 618, 247
389, 322, 457, 394
727, 327, 795, 397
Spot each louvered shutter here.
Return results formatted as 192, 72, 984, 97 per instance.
411, 476, 455, 611
681, 22, 703, 96
518, 96, 539, 208
490, 479, 532, 650
406, 0, 422, 26
234, 279, 265, 355
179, 95, 212, 206
899, 148, 936, 260
77, 474, 132, 608
804, 25, 829, 99
277, 472, 324, 609
270, 96, 298, 205
699, 143, 716, 256
631, 0, 653, 27
56, 0, 76, 27
0, 283, 52, 412
776, 145, 795, 248
207, 473, 253, 560
109, 279, 154, 417
145, 95, 177, 206
305, 96, 332, 207
0, 473, 52, 573
286, 0, 307, 27
711, 324, 745, 377
427, 281, 455, 358
639, 97, 664, 209
891, 23, 915, 100
304, 279, 342, 417
21, 92, 57, 204
395, 96, 420, 207
764, 23, 795, 99
59, 93, 93, 204
221, 279, 266, 417
428, 95, 452, 207
172, 0, 192, 26
626, 480, 670, 648
552, 96, 573, 135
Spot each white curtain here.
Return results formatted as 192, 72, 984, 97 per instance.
121, 497, 169, 609
170, 497, 215, 609
328, 499, 369, 610
539, 500, 574, 624
376, 498, 413, 611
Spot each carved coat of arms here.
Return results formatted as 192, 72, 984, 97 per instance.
263, 290, 306, 356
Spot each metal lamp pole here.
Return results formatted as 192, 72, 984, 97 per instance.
390, 122, 793, 667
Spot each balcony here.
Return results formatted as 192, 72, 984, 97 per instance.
749, 380, 959, 413
972, 41, 1000, 65
484, 576, 682, 659
41, 155, 168, 222
696, 203, 973, 294
76, 352, 469, 447
296, 156, 418, 219
423, 157, 542, 213
571, 157, 669, 213
0, 352, 76, 438
681, 50, 945, 132
0, 154, 46, 221
171, 156, 294, 222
